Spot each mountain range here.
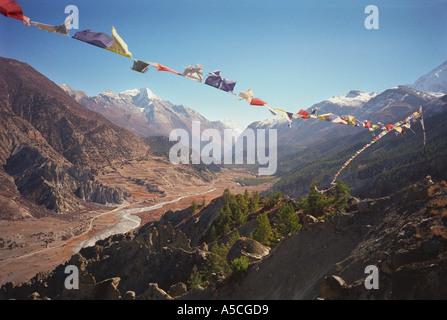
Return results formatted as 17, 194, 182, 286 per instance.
1, 56, 447, 300
60, 59, 447, 200
269, 89, 447, 199
59, 85, 238, 139
0, 57, 214, 217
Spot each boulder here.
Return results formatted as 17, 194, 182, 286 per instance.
168, 282, 188, 298
319, 275, 350, 300
136, 283, 172, 300
226, 237, 270, 264
92, 277, 121, 300
123, 291, 136, 300
27, 292, 42, 300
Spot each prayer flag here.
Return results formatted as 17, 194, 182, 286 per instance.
182, 65, 203, 82
73, 29, 115, 48
205, 70, 223, 88
106, 26, 132, 58
0, 0, 28, 26
250, 98, 267, 106
221, 78, 237, 93
238, 88, 254, 103
30, 15, 72, 36
156, 63, 181, 75
132, 60, 150, 73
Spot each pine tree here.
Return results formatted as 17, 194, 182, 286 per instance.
208, 225, 217, 242
235, 194, 249, 215
274, 203, 301, 237
252, 213, 273, 244
300, 181, 332, 218
244, 189, 251, 202
230, 202, 246, 228
190, 200, 198, 213
249, 191, 260, 212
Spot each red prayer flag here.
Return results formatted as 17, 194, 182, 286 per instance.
297, 109, 310, 119
156, 63, 181, 75
386, 124, 394, 131
0, 0, 26, 23
250, 98, 267, 106
364, 121, 371, 128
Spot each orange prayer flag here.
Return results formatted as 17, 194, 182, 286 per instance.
250, 98, 267, 106
156, 63, 181, 75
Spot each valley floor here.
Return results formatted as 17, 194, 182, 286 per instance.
0, 163, 274, 286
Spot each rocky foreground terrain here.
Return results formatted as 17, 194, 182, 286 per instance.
1, 176, 446, 300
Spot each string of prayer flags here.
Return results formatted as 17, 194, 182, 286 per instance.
0, 0, 29, 26
4, 10, 428, 184
316, 107, 424, 193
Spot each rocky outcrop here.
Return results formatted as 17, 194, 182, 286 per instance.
4, 146, 126, 213
226, 237, 270, 264
180, 177, 447, 300
92, 277, 122, 300
161, 197, 223, 247
136, 283, 172, 300
0, 223, 205, 300
315, 178, 447, 300
168, 282, 188, 298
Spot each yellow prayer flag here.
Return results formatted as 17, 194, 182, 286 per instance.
349, 116, 356, 126
318, 113, 332, 120
106, 26, 132, 58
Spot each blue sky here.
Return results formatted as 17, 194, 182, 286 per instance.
1, 0, 446, 127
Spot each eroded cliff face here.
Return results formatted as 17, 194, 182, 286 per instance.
0, 57, 153, 217
2, 177, 446, 300
4, 146, 126, 213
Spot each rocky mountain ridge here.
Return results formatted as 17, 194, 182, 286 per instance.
411, 60, 447, 94
243, 59, 447, 157
59, 85, 232, 139
2, 176, 446, 300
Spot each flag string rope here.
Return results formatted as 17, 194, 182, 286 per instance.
315, 107, 424, 193
1, 5, 427, 190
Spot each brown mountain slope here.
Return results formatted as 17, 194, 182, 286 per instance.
0, 57, 153, 216
2, 177, 446, 300
0, 57, 149, 169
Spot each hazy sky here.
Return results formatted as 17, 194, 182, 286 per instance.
1, 0, 446, 127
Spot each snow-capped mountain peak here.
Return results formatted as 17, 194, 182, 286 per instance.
120, 88, 162, 108
411, 60, 447, 94
327, 90, 378, 107
58, 84, 228, 137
